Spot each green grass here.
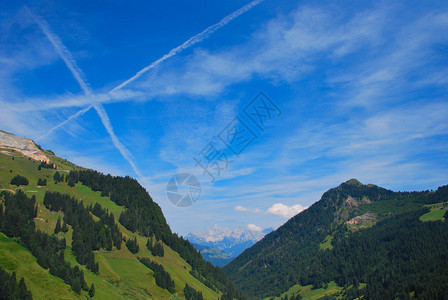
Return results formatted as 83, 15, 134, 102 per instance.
115, 223, 221, 299
265, 281, 367, 300
39, 148, 87, 171
64, 247, 169, 300
200, 247, 231, 259
420, 202, 447, 222
0, 233, 79, 300
319, 235, 334, 250
420, 210, 446, 222
0, 151, 221, 299
265, 281, 344, 300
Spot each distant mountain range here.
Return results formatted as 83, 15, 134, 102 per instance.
4, 130, 448, 299
186, 225, 274, 265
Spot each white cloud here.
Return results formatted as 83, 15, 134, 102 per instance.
235, 205, 250, 212
235, 205, 263, 213
266, 203, 307, 219
247, 223, 262, 232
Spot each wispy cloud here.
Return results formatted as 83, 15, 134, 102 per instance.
130, 6, 387, 98
3, 1, 447, 235
37, 105, 93, 141
40, 0, 265, 137
235, 205, 262, 213
25, 7, 143, 177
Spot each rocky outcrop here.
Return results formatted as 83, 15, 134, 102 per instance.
0, 130, 50, 163
346, 212, 376, 229
345, 196, 359, 207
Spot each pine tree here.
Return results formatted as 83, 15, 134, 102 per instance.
126, 237, 139, 254
154, 242, 164, 257
10, 174, 29, 186
18, 277, 32, 299
89, 283, 95, 297
61, 219, 69, 233
146, 238, 152, 252
54, 217, 62, 234
37, 178, 47, 186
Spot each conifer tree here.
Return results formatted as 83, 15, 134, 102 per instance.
89, 283, 95, 297
54, 216, 62, 234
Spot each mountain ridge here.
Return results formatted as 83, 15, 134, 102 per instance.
224, 179, 448, 299
187, 225, 273, 258
0, 130, 243, 299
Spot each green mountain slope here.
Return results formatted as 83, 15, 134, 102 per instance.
0, 134, 242, 299
224, 179, 448, 299
191, 244, 234, 267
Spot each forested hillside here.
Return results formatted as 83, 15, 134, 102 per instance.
2, 132, 448, 300
0, 143, 243, 299
224, 180, 448, 299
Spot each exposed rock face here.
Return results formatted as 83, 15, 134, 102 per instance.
345, 196, 359, 207
361, 196, 372, 204
0, 131, 50, 163
346, 212, 376, 229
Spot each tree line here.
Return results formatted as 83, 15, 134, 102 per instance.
0, 190, 90, 295
125, 237, 139, 254
43, 191, 122, 273
184, 283, 203, 300
0, 266, 32, 300
146, 237, 164, 257
67, 169, 245, 299
38, 161, 55, 170
138, 257, 175, 293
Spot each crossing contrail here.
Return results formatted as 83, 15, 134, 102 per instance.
41, 0, 265, 136
37, 104, 93, 141
111, 0, 265, 92
26, 7, 143, 178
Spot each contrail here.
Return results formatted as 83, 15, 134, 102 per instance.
111, 0, 264, 92
26, 7, 143, 178
41, 0, 265, 135
93, 103, 143, 178
24, 7, 92, 97
37, 104, 93, 141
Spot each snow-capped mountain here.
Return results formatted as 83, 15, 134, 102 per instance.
186, 225, 274, 258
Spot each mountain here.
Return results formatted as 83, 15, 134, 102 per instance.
262, 227, 275, 235
0, 131, 243, 299
224, 179, 448, 299
191, 244, 233, 267
186, 225, 274, 258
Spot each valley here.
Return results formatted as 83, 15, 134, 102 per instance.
1, 135, 448, 299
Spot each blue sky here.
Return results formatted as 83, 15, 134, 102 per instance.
1, 0, 448, 235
